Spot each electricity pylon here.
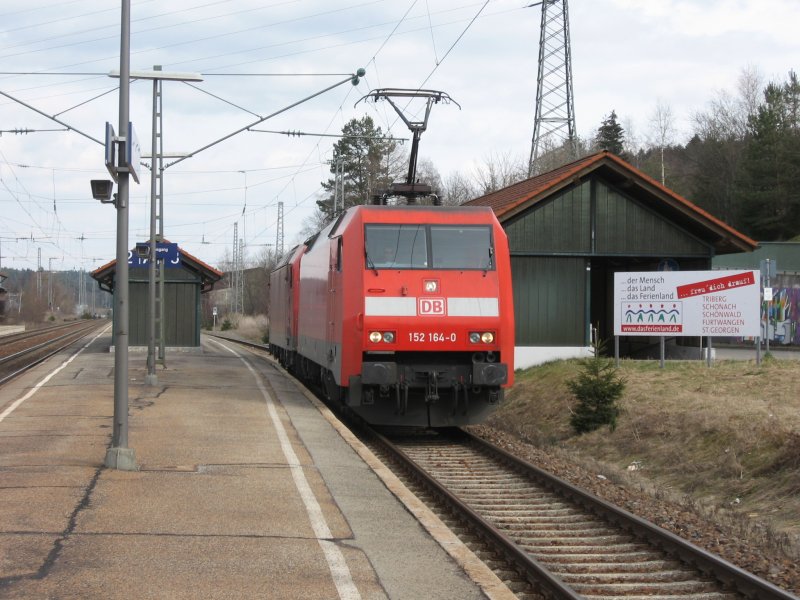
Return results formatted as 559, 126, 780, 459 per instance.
528, 0, 577, 177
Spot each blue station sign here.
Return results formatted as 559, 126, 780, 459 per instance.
128, 242, 181, 268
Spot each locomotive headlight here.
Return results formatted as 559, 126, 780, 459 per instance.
470, 331, 494, 344
369, 331, 395, 343
424, 279, 438, 293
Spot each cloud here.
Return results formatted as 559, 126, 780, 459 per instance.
1, 0, 798, 271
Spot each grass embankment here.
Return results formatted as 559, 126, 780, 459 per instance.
486, 357, 800, 552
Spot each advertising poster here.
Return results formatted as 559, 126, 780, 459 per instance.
613, 270, 761, 337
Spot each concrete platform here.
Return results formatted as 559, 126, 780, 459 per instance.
0, 329, 513, 599
0, 325, 25, 337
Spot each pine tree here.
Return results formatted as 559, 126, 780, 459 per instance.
738, 71, 800, 240
595, 110, 627, 157
317, 116, 403, 223
568, 338, 625, 434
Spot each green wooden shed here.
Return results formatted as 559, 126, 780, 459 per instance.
465, 151, 758, 367
91, 244, 223, 347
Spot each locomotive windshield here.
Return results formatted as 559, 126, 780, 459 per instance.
365, 224, 428, 268
365, 224, 494, 270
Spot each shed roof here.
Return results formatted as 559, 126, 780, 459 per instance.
91, 242, 223, 293
713, 242, 800, 273
464, 151, 757, 254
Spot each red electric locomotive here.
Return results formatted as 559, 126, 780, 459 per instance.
270, 204, 514, 428
268, 244, 306, 370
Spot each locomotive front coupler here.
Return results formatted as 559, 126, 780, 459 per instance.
452, 378, 468, 416
425, 371, 440, 404
394, 381, 409, 415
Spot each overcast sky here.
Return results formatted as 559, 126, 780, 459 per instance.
1, 0, 797, 273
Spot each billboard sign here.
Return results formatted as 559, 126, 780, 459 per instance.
614, 270, 760, 337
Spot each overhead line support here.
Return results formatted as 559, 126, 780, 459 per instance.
0, 89, 103, 146
164, 68, 366, 170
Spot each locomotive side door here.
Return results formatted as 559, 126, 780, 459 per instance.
285, 266, 293, 348
327, 236, 344, 381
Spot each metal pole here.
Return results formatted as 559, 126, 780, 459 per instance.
614, 335, 619, 367
765, 258, 771, 356
145, 72, 158, 386
105, 0, 136, 471
48, 257, 54, 310
659, 337, 665, 369
706, 337, 713, 367
157, 87, 166, 366
756, 336, 762, 365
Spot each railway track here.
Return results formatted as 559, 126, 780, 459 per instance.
360, 427, 797, 600
0, 320, 105, 385
0, 321, 94, 354
207, 333, 798, 600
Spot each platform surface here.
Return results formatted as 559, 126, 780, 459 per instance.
0, 329, 511, 599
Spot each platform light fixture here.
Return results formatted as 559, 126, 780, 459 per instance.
135, 242, 151, 259
90, 179, 115, 204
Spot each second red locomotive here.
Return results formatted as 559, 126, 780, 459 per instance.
269, 204, 514, 428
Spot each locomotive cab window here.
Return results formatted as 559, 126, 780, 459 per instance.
365, 224, 494, 270
365, 224, 428, 269
431, 226, 494, 270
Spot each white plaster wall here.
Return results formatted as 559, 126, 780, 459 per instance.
514, 346, 593, 370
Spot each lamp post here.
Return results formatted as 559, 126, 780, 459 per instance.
104, 0, 137, 471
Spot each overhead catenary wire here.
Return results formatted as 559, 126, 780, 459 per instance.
0, 1, 521, 269
248, 0, 498, 241
163, 71, 364, 169
0, 128, 69, 135
249, 128, 407, 141
0, 0, 269, 56
182, 81, 262, 119
3, 2, 498, 76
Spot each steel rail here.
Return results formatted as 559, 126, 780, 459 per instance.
0, 323, 100, 366
0, 322, 104, 386
360, 424, 582, 600
204, 332, 268, 352
0, 320, 94, 348
463, 429, 798, 600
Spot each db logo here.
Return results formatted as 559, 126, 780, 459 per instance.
418, 297, 446, 316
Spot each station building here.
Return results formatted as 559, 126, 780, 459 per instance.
465, 151, 758, 368
91, 243, 223, 348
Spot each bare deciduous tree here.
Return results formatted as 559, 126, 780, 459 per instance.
414, 157, 443, 196
690, 65, 764, 225
471, 151, 527, 196
648, 100, 677, 185
530, 135, 591, 176
440, 171, 478, 206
